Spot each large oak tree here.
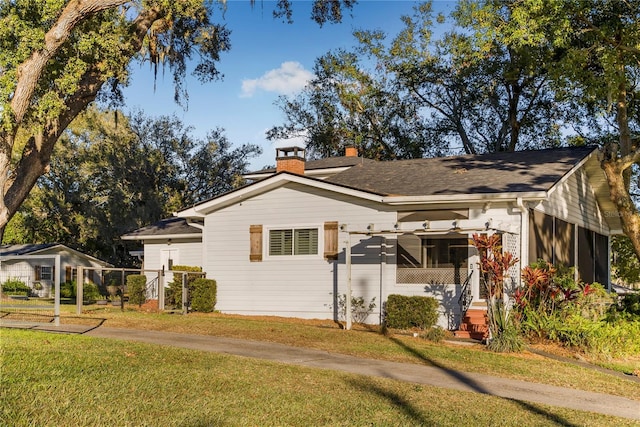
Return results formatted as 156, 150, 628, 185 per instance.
457, 0, 640, 261
0, 0, 354, 238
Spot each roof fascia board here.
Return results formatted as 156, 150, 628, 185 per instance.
121, 233, 202, 241
382, 192, 547, 205
29, 244, 111, 266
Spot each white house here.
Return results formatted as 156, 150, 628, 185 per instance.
123, 146, 621, 331
0, 244, 111, 297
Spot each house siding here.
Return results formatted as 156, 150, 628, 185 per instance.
143, 240, 202, 271
204, 183, 396, 323
0, 248, 109, 297
537, 166, 609, 235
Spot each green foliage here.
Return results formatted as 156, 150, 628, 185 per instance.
486, 322, 524, 353
1, 278, 30, 295
384, 294, 438, 330
330, 293, 377, 324
7, 108, 261, 265
58, 280, 101, 302
1, 0, 347, 241
190, 278, 217, 313
612, 235, 640, 286
166, 266, 203, 309
606, 293, 640, 322
60, 281, 75, 299
513, 259, 640, 357
421, 326, 448, 343
127, 275, 147, 307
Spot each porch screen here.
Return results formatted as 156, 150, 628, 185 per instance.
528, 210, 575, 267
397, 235, 468, 284
572, 227, 609, 285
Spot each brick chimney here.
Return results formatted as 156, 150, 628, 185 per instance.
345, 145, 358, 157
276, 146, 306, 175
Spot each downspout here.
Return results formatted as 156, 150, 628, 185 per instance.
516, 198, 528, 288
345, 234, 352, 330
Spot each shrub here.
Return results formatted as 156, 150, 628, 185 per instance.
82, 282, 102, 302
607, 293, 640, 321
422, 326, 448, 343
486, 323, 524, 353
330, 294, 377, 324
1, 278, 30, 296
60, 281, 75, 299
190, 278, 217, 313
384, 295, 438, 330
127, 275, 147, 307
166, 266, 203, 309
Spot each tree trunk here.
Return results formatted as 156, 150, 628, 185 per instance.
0, 2, 163, 239
602, 158, 640, 261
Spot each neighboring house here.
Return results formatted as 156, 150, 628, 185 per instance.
123, 145, 621, 329
121, 217, 203, 283
0, 244, 111, 298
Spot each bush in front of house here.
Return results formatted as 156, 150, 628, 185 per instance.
190, 278, 217, 313
384, 294, 438, 330
127, 275, 147, 307
1, 278, 30, 296
166, 266, 203, 309
59, 281, 102, 302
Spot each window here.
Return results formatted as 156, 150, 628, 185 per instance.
269, 228, 318, 256
40, 266, 53, 281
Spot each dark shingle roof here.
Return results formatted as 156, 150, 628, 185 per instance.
326, 146, 595, 196
248, 156, 376, 175
122, 217, 202, 238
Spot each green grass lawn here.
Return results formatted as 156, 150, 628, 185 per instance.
53, 308, 639, 399
1, 328, 637, 427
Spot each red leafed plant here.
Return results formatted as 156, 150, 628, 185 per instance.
470, 233, 521, 351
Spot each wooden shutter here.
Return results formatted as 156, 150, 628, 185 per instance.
250, 225, 263, 262
324, 221, 339, 260
65, 266, 72, 282
35, 265, 41, 280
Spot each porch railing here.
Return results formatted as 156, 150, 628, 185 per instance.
457, 272, 474, 317
396, 267, 468, 285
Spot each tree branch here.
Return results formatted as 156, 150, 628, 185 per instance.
11, 0, 129, 126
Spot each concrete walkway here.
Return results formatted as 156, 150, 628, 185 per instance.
4, 321, 640, 421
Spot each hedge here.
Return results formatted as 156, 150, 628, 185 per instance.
190, 278, 217, 313
127, 275, 147, 307
385, 294, 439, 330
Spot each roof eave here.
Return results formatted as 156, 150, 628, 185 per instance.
382, 192, 548, 205
121, 233, 202, 241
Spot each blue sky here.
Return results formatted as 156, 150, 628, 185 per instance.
121, 1, 457, 169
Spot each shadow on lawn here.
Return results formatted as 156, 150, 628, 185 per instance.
379, 335, 582, 427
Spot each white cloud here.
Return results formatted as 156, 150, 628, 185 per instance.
241, 61, 313, 98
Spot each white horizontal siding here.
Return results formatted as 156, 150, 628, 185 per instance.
539, 167, 609, 234
143, 240, 202, 270
205, 183, 395, 322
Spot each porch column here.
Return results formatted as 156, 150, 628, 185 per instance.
76, 266, 84, 315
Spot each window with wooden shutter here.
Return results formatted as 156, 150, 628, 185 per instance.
65, 266, 72, 282
249, 225, 263, 262
324, 221, 338, 260
35, 265, 41, 280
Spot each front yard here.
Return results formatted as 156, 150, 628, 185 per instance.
2, 326, 638, 427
